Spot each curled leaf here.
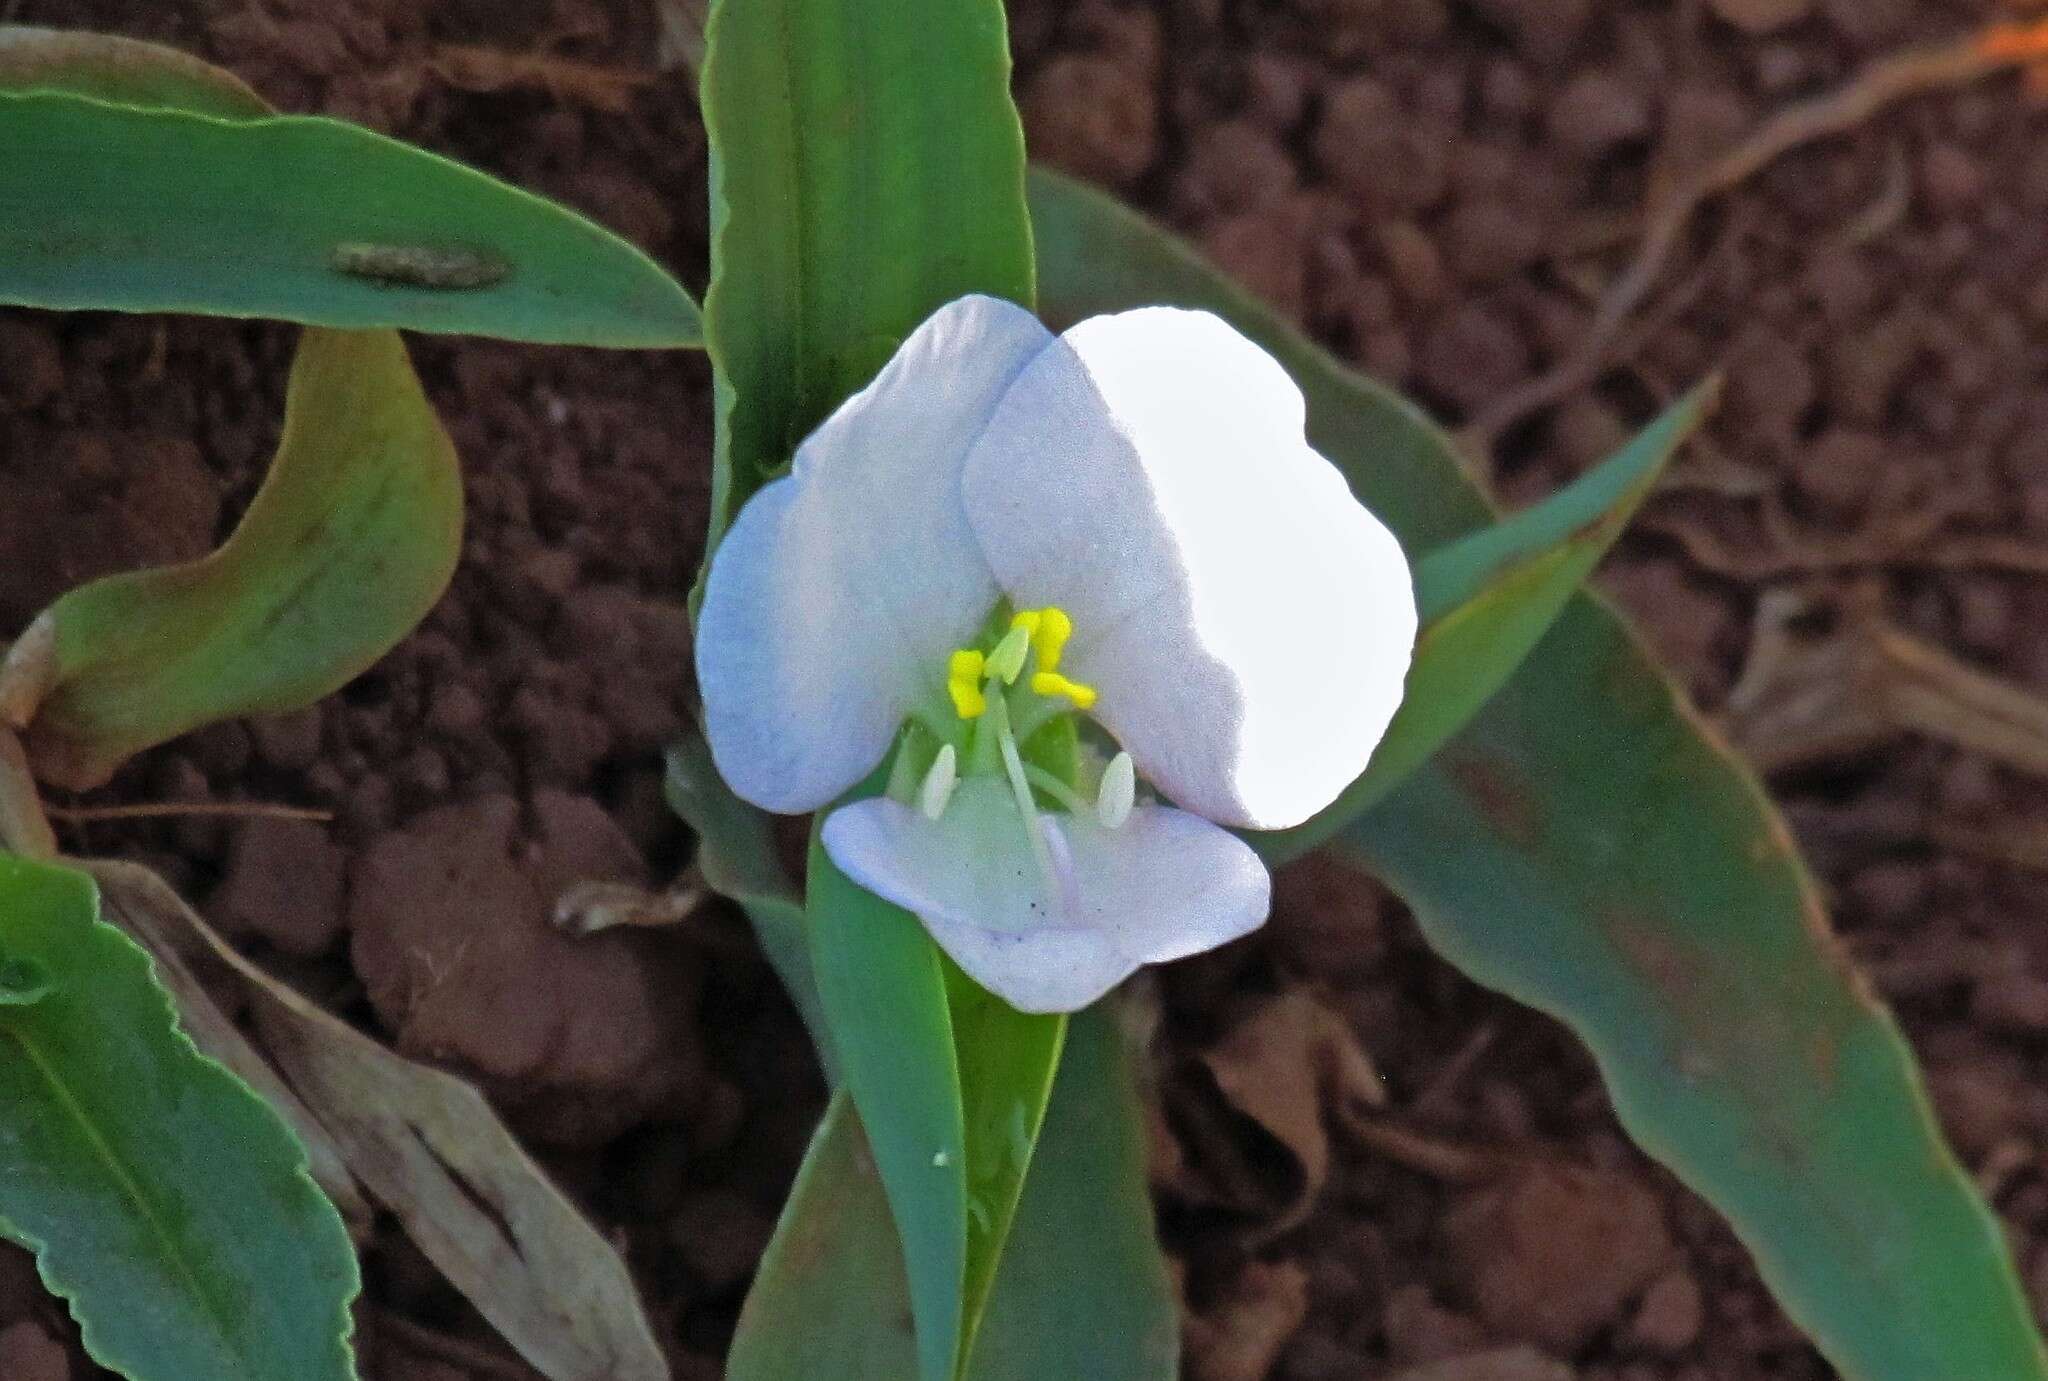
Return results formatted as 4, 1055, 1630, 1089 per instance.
21, 327, 461, 790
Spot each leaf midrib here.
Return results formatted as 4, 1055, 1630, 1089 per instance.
5, 1021, 238, 1353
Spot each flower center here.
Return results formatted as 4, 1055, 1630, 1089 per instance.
908, 607, 1132, 900
944, 606, 1096, 721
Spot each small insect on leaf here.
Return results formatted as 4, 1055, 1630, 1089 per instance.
329, 241, 511, 291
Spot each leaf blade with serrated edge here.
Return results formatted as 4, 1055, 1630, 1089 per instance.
0, 854, 357, 1381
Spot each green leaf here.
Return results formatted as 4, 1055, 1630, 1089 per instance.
1031, 165, 2048, 1380
726, 1092, 913, 1380
969, 1007, 1177, 1379
1261, 383, 1714, 863
0, 88, 700, 347
696, 0, 1034, 571
941, 963, 1064, 1366
674, 734, 1062, 1372
730, 1009, 1175, 1381
87, 857, 669, 1381
699, 0, 1043, 1373
0, 853, 357, 1381
17, 327, 462, 791
804, 831, 967, 1381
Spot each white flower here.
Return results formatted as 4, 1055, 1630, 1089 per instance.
696, 295, 1416, 1013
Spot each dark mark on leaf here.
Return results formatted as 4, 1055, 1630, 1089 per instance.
330, 242, 510, 291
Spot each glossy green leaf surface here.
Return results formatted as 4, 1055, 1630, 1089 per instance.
1262, 384, 1712, 863
696, 0, 1034, 565
942, 962, 1064, 1365
804, 832, 967, 1381
0, 88, 700, 347
968, 1007, 1177, 1379
0, 854, 357, 1380
1030, 165, 2048, 1380
804, 809, 1067, 1381
729, 1009, 1175, 1381
21, 327, 462, 790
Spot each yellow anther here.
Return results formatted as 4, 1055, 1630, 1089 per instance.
1031, 606, 1074, 673
1010, 609, 1043, 640
1030, 671, 1098, 710
948, 649, 988, 719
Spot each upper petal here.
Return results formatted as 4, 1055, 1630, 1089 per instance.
961, 307, 1417, 830
821, 780, 1269, 1013
696, 295, 1056, 813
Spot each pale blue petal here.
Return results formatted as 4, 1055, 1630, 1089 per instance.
821, 779, 1269, 1013
696, 296, 1055, 813
961, 307, 1417, 831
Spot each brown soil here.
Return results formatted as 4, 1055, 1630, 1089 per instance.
3, 0, 2046, 1378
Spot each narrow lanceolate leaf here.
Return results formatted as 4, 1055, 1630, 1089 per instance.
941, 963, 1063, 1364
700, 2, 1044, 1377
1030, 165, 2048, 1380
968, 1007, 1177, 1380
696, 0, 1034, 567
0, 854, 357, 1381
729, 1009, 1175, 1381
18, 327, 461, 790
805, 832, 967, 1381
1262, 383, 1715, 863
0, 88, 700, 347
678, 739, 1063, 1367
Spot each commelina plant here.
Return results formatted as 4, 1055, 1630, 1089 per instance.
696, 294, 1418, 1012
2, 3, 2046, 1381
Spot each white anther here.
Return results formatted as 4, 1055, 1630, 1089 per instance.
1097, 751, 1136, 828
918, 744, 960, 821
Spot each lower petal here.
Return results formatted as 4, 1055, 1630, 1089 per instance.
821, 781, 1269, 1013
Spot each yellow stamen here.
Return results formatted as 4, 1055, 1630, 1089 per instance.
948, 649, 988, 719
1031, 606, 1073, 672
1030, 670, 1097, 710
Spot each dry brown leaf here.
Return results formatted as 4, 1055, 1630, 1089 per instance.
80, 858, 670, 1381
1185, 1260, 1310, 1381
88, 859, 370, 1232
429, 45, 652, 114
1176, 992, 1386, 1236
1727, 590, 2048, 785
